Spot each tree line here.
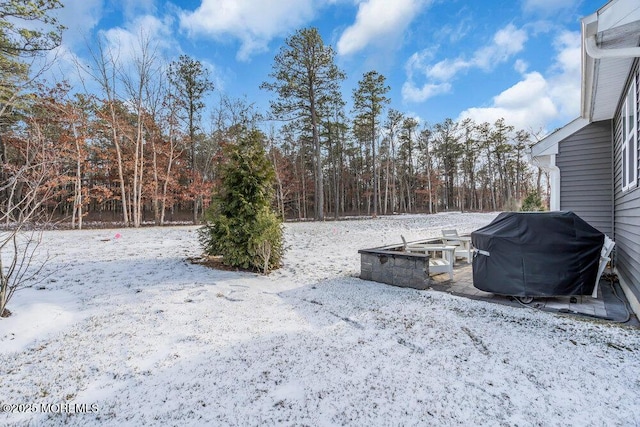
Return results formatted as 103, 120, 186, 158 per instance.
1, 4, 546, 229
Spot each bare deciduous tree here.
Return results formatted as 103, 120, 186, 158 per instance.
1, 119, 60, 317
120, 32, 161, 227
84, 36, 130, 226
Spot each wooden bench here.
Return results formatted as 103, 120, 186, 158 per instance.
441, 229, 473, 263
401, 236, 455, 281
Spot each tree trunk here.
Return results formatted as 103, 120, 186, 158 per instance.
110, 107, 129, 227
72, 124, 83, 230
383, 158, 389, 215
132, 110, 145, 228
151, 137, 160, 225
311, 104, 324, 221
372, 132, 377, 218
271, 146, 285, 220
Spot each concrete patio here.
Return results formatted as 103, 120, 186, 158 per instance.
429, 261, 639, 326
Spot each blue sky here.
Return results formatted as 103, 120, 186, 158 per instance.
50, 0, 605, 135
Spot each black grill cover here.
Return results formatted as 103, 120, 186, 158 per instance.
471, 211, 604, 297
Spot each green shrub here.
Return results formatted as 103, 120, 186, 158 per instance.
520, 192, 545, 212
199, 129, 284, 273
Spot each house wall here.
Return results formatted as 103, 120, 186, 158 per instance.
613, 59, 640, 307
557, 120, 613, 236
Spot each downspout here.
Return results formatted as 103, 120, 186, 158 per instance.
610, 120, 615, 264
547, 155, 560, 211
530, 152, 560, 211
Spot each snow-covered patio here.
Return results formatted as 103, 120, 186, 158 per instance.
1, 212, 639, 426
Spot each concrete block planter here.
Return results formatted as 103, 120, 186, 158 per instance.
358, 244, 431, 290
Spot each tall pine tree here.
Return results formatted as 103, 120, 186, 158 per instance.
352, 71, 390, 217
261, 27, 344, 220
167, 55, 214, 224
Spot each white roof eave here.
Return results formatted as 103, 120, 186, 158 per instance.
530, 117, 590, 158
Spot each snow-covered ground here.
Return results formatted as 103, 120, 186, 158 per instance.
1, 212, 639, 426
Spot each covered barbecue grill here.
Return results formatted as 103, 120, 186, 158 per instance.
471, 211, 604, 297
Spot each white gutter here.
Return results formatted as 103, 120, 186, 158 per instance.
585, 35, 640, 59
581, 0, 640, 120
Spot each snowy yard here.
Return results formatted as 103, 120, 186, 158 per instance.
1, 212, 639, 426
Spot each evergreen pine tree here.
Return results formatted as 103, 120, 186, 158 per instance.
199, 129, 284, 273
260, 27, 345, 220
520, 192, 545, 212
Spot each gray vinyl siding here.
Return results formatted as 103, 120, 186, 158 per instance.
613, 59, 640, 303
557, 120, 613, 236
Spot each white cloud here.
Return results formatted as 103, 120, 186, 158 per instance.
100, 14, 176, 66
402, 81, 451, 103
458, 74, 558, 131
404, 49, 433, 79
39, 44, 87, 90
29, 0, 103, 90
522, 0, 580, 14
471, 24, 528, 70
493, 71, 548, 109
547, 30, 581, 118
426, 58, 469, 81
436, 14, 473, 44
179, 0, 318, 61
403, 24, 527, 103
552, 31, 581, 72
457, 30, 582, 132
117, 0, 157, 21
337, 0, 427, 56
55, 0, 104, 47
514, 59, 528, 74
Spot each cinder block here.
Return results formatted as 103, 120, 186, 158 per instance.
412, 266, 428, 279
360, 248, 433, 290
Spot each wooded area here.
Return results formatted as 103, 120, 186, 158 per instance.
1, 5, 547, 229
